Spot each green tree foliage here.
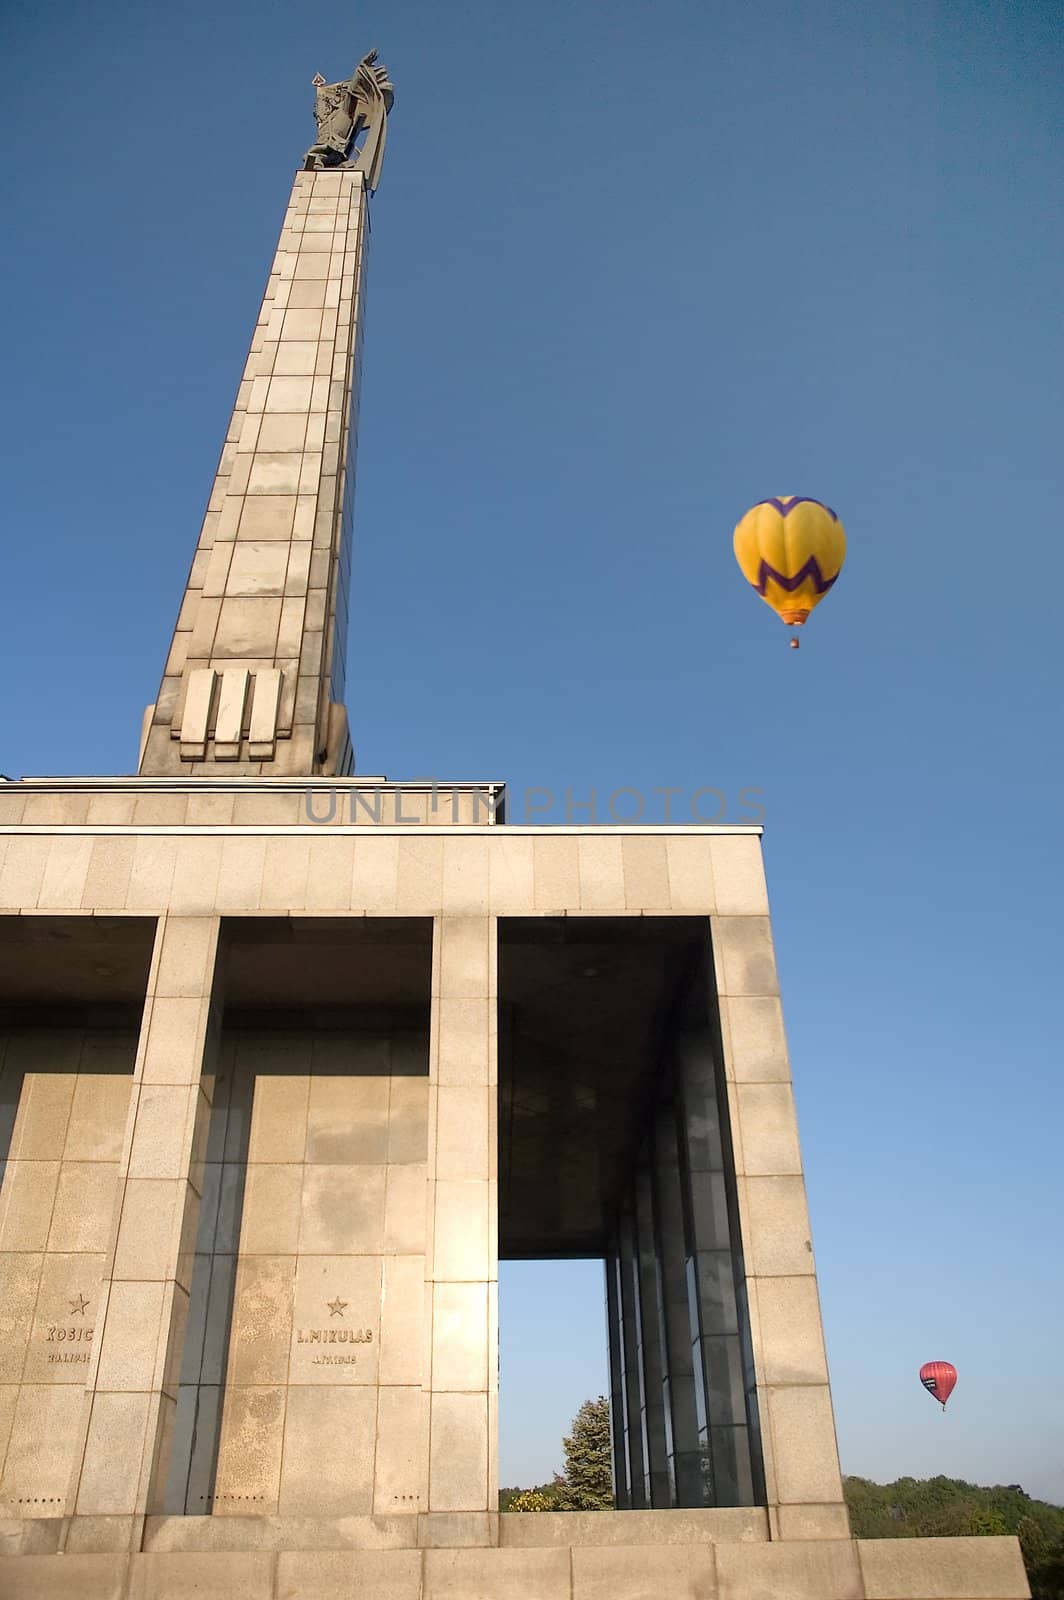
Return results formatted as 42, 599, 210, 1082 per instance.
502, 1396, 615, 1512
1029, 1543, 1064, 1600
499, 1481, 563, 1511
557, 1396, 614, 1511
844, 1476, 1064, 1599
507, 1489, 558, 1512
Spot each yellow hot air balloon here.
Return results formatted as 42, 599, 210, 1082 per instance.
733, 496, 846, 647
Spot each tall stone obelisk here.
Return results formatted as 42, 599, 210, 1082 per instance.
138, 52, 394, 779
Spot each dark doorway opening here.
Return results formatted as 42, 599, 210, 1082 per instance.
498, 916, 764, 1510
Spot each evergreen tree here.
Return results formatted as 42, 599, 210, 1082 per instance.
557, 1396, 614, 1511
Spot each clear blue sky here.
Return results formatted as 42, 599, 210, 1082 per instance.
2, 0, 1062, 1502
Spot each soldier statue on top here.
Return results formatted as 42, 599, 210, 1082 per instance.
304, 49, 395, 193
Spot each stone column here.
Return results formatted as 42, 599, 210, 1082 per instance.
424, 917, 497, 1545
139, 167, 369, 776
711, 834, 850, 1541
66, 916, 220, 1535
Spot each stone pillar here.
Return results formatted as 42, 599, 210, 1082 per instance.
711, 834, 850, 1541
424, 917, 497, 1544
67, 915, 220, 1532
139, 167, 369, 777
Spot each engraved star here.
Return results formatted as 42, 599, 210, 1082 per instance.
326, 1297, 347, 1319
70, 1295, 90, 1316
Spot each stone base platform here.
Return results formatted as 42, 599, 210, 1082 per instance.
0, 1511, 1029, 1597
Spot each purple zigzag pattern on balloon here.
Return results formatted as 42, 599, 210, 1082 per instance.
756, 496, 838, 522
755, 556, 839, 597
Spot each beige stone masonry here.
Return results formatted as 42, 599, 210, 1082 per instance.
710, 844, 847, 1538
0, 1032, 137, 1518
1, 780, 506, 837
65, 916, 221, 1524
0, 1531, 1031, 1597
857, 1534, 1030, 1597
138, 169, 369, 777
209, 1025, 430, 1521
498, 1507, 769, 1546
0, 817, 1030, 1597
426, 917, 497, 1528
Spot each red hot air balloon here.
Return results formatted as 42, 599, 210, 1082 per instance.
920, 1361, 957, 1410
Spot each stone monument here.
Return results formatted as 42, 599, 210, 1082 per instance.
0, 51, 1029, 1600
